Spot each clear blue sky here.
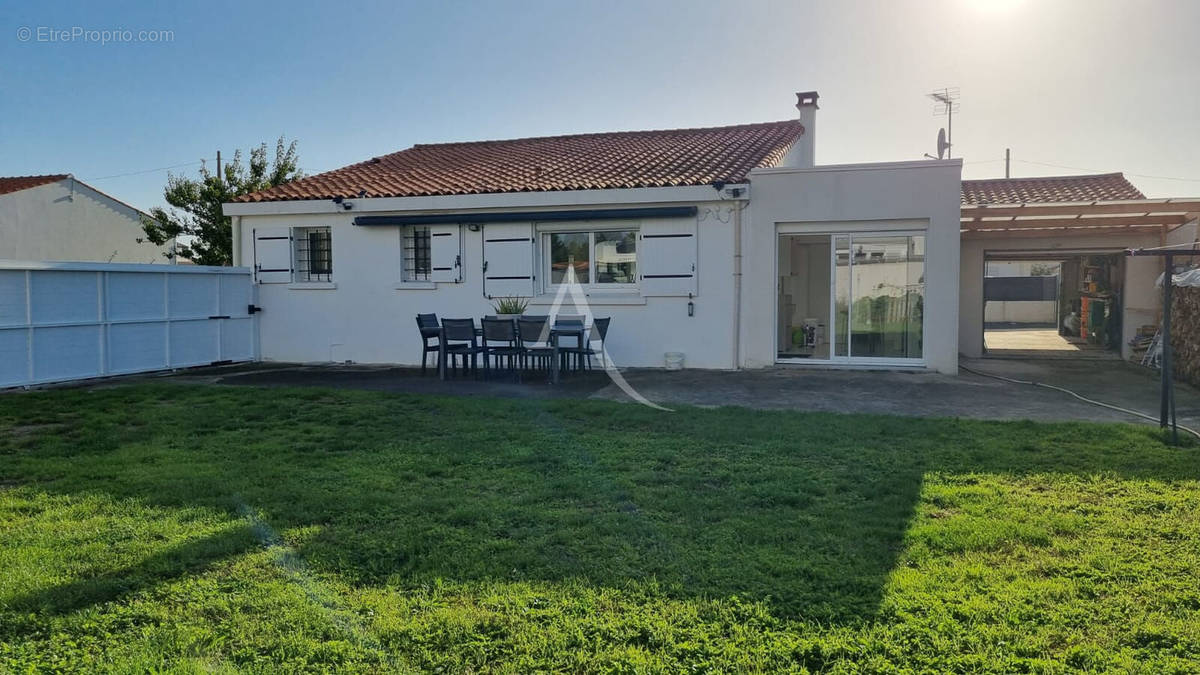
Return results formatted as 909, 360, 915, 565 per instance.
2, 0, 1198, 210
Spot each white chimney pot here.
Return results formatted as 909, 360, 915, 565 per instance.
784, 90, 819, 168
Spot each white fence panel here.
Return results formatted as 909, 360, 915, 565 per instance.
0, 261, 256, 388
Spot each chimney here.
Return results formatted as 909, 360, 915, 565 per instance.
784, 91, 819, 168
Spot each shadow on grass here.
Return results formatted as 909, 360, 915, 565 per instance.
1, 383, 1195, 624
3, 525, 257, 618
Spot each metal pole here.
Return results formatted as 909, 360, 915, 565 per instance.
1005, 148, 1010, 179
947, 103, 953, 159
1161, 254, 1175, 440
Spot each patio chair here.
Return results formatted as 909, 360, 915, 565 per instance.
566, 317, 610, 370
481, 318, 524, 378
415, 313, 441, 375
518, 317, 555, 373
441, 318, 483, 377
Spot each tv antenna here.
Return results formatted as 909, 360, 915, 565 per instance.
926, 87, 959, 159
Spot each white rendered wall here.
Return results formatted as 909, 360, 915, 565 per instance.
239, 202, 736, 369
984, 301, 1057, 324
0, 180, 168, 263
742, 160, 963, 374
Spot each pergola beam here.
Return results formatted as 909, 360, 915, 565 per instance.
961, 225, 1166, 239
961, 214, 1188, 231
961, 199, 1200, 220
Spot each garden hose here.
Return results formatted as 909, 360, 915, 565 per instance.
959, 364, 1200, 440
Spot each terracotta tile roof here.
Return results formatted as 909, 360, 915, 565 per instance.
961, 172, 1144, 205
0, 174, 69, 197
236, 120, 805, 203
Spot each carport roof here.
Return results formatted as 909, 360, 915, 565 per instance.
961, 173, 1200, 239
962, 173, 1145, 205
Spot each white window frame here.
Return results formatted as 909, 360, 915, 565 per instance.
538, 221, 639, 293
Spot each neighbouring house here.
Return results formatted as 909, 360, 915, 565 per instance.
959, 173, 1200, 361
225, 92, 964, 373
0, 174, 170, 263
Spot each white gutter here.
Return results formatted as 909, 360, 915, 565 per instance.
222, 184, 746, 217
731, 202, 743, 369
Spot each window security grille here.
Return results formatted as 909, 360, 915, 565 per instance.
403, 226, 432, 282
295, 227, 332, 282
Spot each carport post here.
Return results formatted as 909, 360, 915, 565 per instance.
1127, 246, 1196, 445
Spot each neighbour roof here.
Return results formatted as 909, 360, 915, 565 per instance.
0, 174, 70, 197
961, 172, 1145, 205
235, 120, 806, 203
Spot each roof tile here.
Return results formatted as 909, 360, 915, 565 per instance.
0, 174, 69, 197
236, 121, 805, 202
961, 173, 1144, 205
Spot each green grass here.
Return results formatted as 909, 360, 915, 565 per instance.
0, 383, 1198, 673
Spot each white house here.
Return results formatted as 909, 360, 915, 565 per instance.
0, 174, 170, 263
224, 92, 964, 373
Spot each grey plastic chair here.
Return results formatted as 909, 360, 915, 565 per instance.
518, 317, 555, 374
416, 313, 441, 375
481, 318, 523, 378
442, 318, 483, 376
567, 317, 610, 370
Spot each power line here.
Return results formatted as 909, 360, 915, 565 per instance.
1012, 158, 1200, 184
86, 159, 215, 181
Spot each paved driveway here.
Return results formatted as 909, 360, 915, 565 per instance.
196, 357, 1200, 430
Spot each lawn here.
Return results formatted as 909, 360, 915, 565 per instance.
0, 383, 1198, 673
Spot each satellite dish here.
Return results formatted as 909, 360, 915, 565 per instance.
936, 128, 949, 159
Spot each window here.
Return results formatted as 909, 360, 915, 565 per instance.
294, 227, 332, 282
402, 226, 432, 282
546, 229, 637, 287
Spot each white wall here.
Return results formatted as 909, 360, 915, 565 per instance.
239, 202, 736, 369
984, 301, 1057, 324
742, 160, 963, 374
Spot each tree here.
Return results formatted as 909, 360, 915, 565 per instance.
142, 137, 302, 266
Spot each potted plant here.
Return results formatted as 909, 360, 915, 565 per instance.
491, 296, 529, 319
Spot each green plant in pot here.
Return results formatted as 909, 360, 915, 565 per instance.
492, 296, 529, 318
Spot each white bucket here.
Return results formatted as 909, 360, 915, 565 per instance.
664, 352, 685, 370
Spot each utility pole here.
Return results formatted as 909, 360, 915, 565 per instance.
216, 150, 222, 185
1005, 148, 1011, 178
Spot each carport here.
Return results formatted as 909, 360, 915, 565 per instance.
959, 175, 1200, 361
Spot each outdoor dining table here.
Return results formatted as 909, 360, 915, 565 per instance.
436, 318, 588, 383
548, 320, 585, 385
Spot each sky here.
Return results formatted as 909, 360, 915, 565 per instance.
2, 0, 1198, 211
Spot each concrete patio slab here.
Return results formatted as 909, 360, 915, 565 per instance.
187, 357, 1200, 432
588, 359, 1198, 429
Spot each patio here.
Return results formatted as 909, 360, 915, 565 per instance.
189, 357, 1200, 428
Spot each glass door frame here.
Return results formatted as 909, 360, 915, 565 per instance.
775, 230, 927, 367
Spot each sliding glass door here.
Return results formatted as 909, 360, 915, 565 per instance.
778, 232, 925, 364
